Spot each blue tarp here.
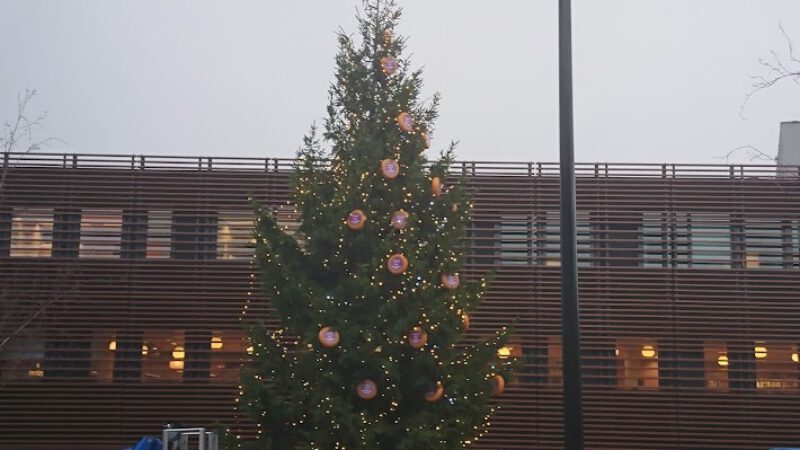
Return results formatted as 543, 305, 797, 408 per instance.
126, 436, 161, 450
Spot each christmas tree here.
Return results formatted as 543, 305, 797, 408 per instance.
232, 2, 514, 448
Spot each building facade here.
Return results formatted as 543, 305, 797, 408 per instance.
1, 153, 799, 449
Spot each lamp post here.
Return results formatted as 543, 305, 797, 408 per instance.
558, 0, 584, 449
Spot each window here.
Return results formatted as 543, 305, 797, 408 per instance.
754, 342, 798, 391
10, 208, 53, 257
689, 213, 731, 269
499, 214, 532, 265
171, 212, 218, 260
592, 213, 643, 267
705, 341, 729, 391
541, 212, 591, 267
146, 211, 172, 258
79, 210, 122, 258
616, 339, 659, 389
218, 213, 255, 260
642, 212, 668, 267
744, 219, 785, 269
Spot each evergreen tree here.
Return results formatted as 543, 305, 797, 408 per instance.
233, 2, 514, 448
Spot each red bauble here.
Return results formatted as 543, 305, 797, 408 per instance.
425, 382, 444, 402
357, 379, 378, 400
381, 159, 400, 180
387, 254, 408, 275
380, 56, 398, 76
441, 273, 460, 290
347, 209, 367, 230
390, 210, 409, 230
431, 177, 442, 197
408, 327, 428, 349
318, 327, 340, 348
397, 112, 414, 132
492, 374, 506, 396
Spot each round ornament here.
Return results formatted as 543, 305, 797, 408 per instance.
318, 327, 340, 348
357, 379, 378, 400
462, 313, 471, 330
492, 374, 506, 396
421, 131, 431, 149
383, 29, 393, 44
425, 382, 444, 402
441, 273, 460, 290
431, 177, 443, 197
408, 327, 428, 349
380, 56, 398, 76
390, 210, 409, 230
387, 254, 409, 275
397, 112, 414, 132
347, 209, 367, 230
380, 159, 400, 180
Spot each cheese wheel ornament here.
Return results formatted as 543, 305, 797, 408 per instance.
380, 56, 398, 76
387, 254, 409, 275
431, 177, 443, 197
391, 210, 409, 230
396, 112, 414, 132
318, 327, 340, 348
462, 313, 471, 330
357, 379, 378, 400
408, 327, 428, 349
425, 382, 444, 402
492, 374, 506, 396
441, 273, 460, 290
347, 209, 367, 230
380, 159, 400, 180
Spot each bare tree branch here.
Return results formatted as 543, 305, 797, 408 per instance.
740, 23, 800, 119
714, 145, 777, 165
0, 88, 63, 200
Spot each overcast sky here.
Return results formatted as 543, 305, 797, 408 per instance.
1, 1, 799, 163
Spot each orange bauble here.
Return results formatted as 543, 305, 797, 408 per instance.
425, 382, 444, 402
318, 327, 340, 348
431, 177, 442, 197
397, 112, 414, 132
387, 254, 409, 275
380, 159, 400, 179
346, 209, 367, 230
357, 379, 378, 400
408, 327, 428, 349
492, 374, 506, 396
462, 313, 471, 330
441, 273, 460, 290
380, 56, 398, 76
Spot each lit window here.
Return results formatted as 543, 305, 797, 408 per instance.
755, 342, 798, 390
10, 208, 53, 257
704, 341, 729, 391
616, 339, 659, 389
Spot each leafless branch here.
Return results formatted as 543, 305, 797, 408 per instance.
740, 23, 800, 119
714, 145, 776, 164
0, 88, 63, 199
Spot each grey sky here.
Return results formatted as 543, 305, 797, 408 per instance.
1, 1, 799, 163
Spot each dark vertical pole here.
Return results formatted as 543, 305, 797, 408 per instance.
558, 0, 584, 449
